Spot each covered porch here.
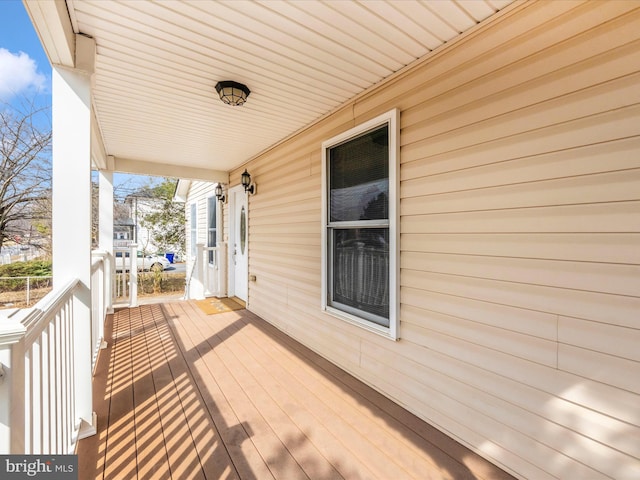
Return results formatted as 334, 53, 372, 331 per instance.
78, 300, 513, 480
5, 1, 638, 478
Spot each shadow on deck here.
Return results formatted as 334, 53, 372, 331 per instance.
77, 301, 515, 480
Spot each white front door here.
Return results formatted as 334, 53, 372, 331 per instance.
229, 186, 248, 302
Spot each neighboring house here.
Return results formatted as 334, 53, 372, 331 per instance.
17, 1, 640, 478
113, 217, 135, 247
122, 194, 160, 253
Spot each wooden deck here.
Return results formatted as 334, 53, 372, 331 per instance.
77, 301, 515, 480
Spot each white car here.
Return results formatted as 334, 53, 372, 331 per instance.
114, 251, 171, 272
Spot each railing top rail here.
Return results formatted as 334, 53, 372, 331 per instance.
91, 250, 110, 272
9, 278, 81, 347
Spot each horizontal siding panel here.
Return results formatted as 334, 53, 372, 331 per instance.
401, 28, 640, 143
251, 222, 318, 236
559, 344, 640, 394
401, 286, 557, 340
401, 270, 640, 329
402, 169, 640, 212
365, 332, 640, 461
401, 233, 640, 264
558, 316, 640, 362
400, 303, 556, 366
401, 201, 640, 234
401, 252, 640, 297
401, 322, 640, 427
251, 263, 320, 290
252, 242, 319, 260
401, 135, 640, 193
250, 281, 319, 314
402, 104, 640, 166
250, 154, 314, 185
250, 210, 319, 227
249, 185, 320, 212
251, 233, 320, 247
250, 251, 318, 272
403, 47, 640, 149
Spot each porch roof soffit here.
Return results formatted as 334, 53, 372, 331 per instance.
24, 0, 517, 178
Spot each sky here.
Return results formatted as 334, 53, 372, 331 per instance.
0, 0, 157, 197
0, 0, 49, 112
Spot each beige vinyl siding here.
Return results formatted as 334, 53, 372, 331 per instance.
232, 2, 640, 478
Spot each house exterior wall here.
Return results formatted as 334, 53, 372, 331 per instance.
229, 2, 640, 478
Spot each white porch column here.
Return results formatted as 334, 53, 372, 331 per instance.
52, 63, 95, 437
99, 170, 114, 312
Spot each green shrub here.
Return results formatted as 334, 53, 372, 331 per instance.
0, 260, 52, 278
0, 260, 53, 292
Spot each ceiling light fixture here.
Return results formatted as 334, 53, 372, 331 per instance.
215, 81, 250, 106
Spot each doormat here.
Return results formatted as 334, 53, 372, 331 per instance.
195, 297, 245, 315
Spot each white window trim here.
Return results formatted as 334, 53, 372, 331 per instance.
321, 108, 400, 341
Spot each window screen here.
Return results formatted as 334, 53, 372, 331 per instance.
326, 124, 390, 327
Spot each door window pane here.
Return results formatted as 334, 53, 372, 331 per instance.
240, 206, 246, 255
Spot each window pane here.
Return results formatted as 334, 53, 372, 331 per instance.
331, 228, 389, 325
190, 204, 197, 257
208, 197, 217, 263
329, 125, 388, 222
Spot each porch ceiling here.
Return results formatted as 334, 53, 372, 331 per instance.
29, 0, 514, 178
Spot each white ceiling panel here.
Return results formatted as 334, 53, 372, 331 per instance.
58, 0, 514, 174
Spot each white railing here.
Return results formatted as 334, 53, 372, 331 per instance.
113, 243, 138, 307
185, 242, 226, 299
0, 250, 111, 454
91, 251, 111, 370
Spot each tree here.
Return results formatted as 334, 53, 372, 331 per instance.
137, 178, 185, 255
0, 101, 51, 252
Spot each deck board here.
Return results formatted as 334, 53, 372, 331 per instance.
78, 301, 515, 480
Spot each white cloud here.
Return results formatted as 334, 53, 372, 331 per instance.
0, 48, 46, 100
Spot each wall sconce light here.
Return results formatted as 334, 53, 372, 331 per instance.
215, 81, 250, 106
241, 169, 256, 195
215, 184, 226, 203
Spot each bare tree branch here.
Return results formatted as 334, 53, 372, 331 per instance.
0, 99, 51, 251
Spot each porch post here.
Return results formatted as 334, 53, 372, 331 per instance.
99, 170, 114, 312
51, 57, 96, 437
129, 243, 138, 307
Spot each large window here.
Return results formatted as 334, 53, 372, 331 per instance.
322, 109, 399, 339
207, 196, 217, 264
